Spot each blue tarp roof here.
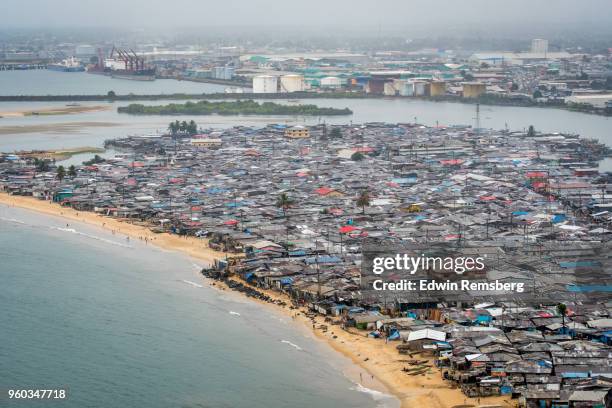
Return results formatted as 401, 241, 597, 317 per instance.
304, 255, 341, 264
560, 261, 601, 268
567, 284, 612, 292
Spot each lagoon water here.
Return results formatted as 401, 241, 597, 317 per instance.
0, 206, 395, 408
0, 70, 227, 95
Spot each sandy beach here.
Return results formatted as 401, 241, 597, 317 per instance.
0, 105, 110, 118
0, 121, 119, 135
0, 193, 512, 408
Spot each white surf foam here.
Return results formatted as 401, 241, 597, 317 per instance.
182, 280, 203, 288
350, 384, 398, 408
229, 311, 241, 316
0, 217, 27, 225
280, 340, 303, 351
51, 226, 132, 248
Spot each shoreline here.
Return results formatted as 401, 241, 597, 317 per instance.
0, 193, 511, 408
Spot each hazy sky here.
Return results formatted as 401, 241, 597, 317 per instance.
2, 0, 611, 32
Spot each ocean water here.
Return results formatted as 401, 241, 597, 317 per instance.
0, 205, 397, 408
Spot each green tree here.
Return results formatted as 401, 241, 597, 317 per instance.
56, 165, 66, 181
330, 127, 342, 138
275, 193, 293, 217
527, 125, 536, 138
557, 303, 568, 331
107, 90, 116, 98
179, 121, 188, 134
351, 152, 365, 161
168, 121, 179, 135
533, 89, 543, 99
34, 158, 50, 172
510, 82, 519, 91
68, 165, 77, 177
356, 190, 370, 214
187, 120, 198, 135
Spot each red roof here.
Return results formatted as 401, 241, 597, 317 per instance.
440, 159, 464, 166
526, 171, 546, 178
315, 187, 333, 195
479, 195, 496, 201
532, 182, 547, 189
223, 219, 238, 226
339, 225, 358, 234
296, 171, 309, 177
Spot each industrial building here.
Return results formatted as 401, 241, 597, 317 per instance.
531, 38, 549, 54
284, 125, 310, 138
319, 76, 342, 89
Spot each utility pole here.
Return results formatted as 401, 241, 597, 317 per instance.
475, 103, 481, 138
316, 239, 321, 300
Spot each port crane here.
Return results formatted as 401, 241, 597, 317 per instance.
109, 46, 146, 71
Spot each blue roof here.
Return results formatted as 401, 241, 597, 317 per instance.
304, 255, 342, 264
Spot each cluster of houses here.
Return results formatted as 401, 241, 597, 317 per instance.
1, 122, 612, 406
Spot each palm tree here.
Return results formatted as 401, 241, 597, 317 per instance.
68, 165, 77, 178
276, 193, 293, 217
356, 189, 370, 214
527, 125, 536, 138
179, 120, 188, 134
557, 303, 568, 332
168, 121, 179, 136
34, 158, 49, 172
187, 120, 198, 135
276, 193, 294, 249
56, 165, 66, 181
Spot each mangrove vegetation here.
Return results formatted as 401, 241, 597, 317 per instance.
117, 100, 353, 116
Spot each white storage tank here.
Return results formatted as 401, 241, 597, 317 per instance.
400, 82, 415, 96
320, 76, 342, 88
414, 81, 426, 96
252, 75, 278, 93
280, 74, 305, 92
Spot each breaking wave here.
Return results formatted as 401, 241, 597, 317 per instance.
280, 340, 303, 350
350, 384, 398, 408
51, 226, 131, 248
0, 217, 27, 225
182, 280, 203, 288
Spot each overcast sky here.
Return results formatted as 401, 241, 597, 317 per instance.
2, 0, 611, 33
